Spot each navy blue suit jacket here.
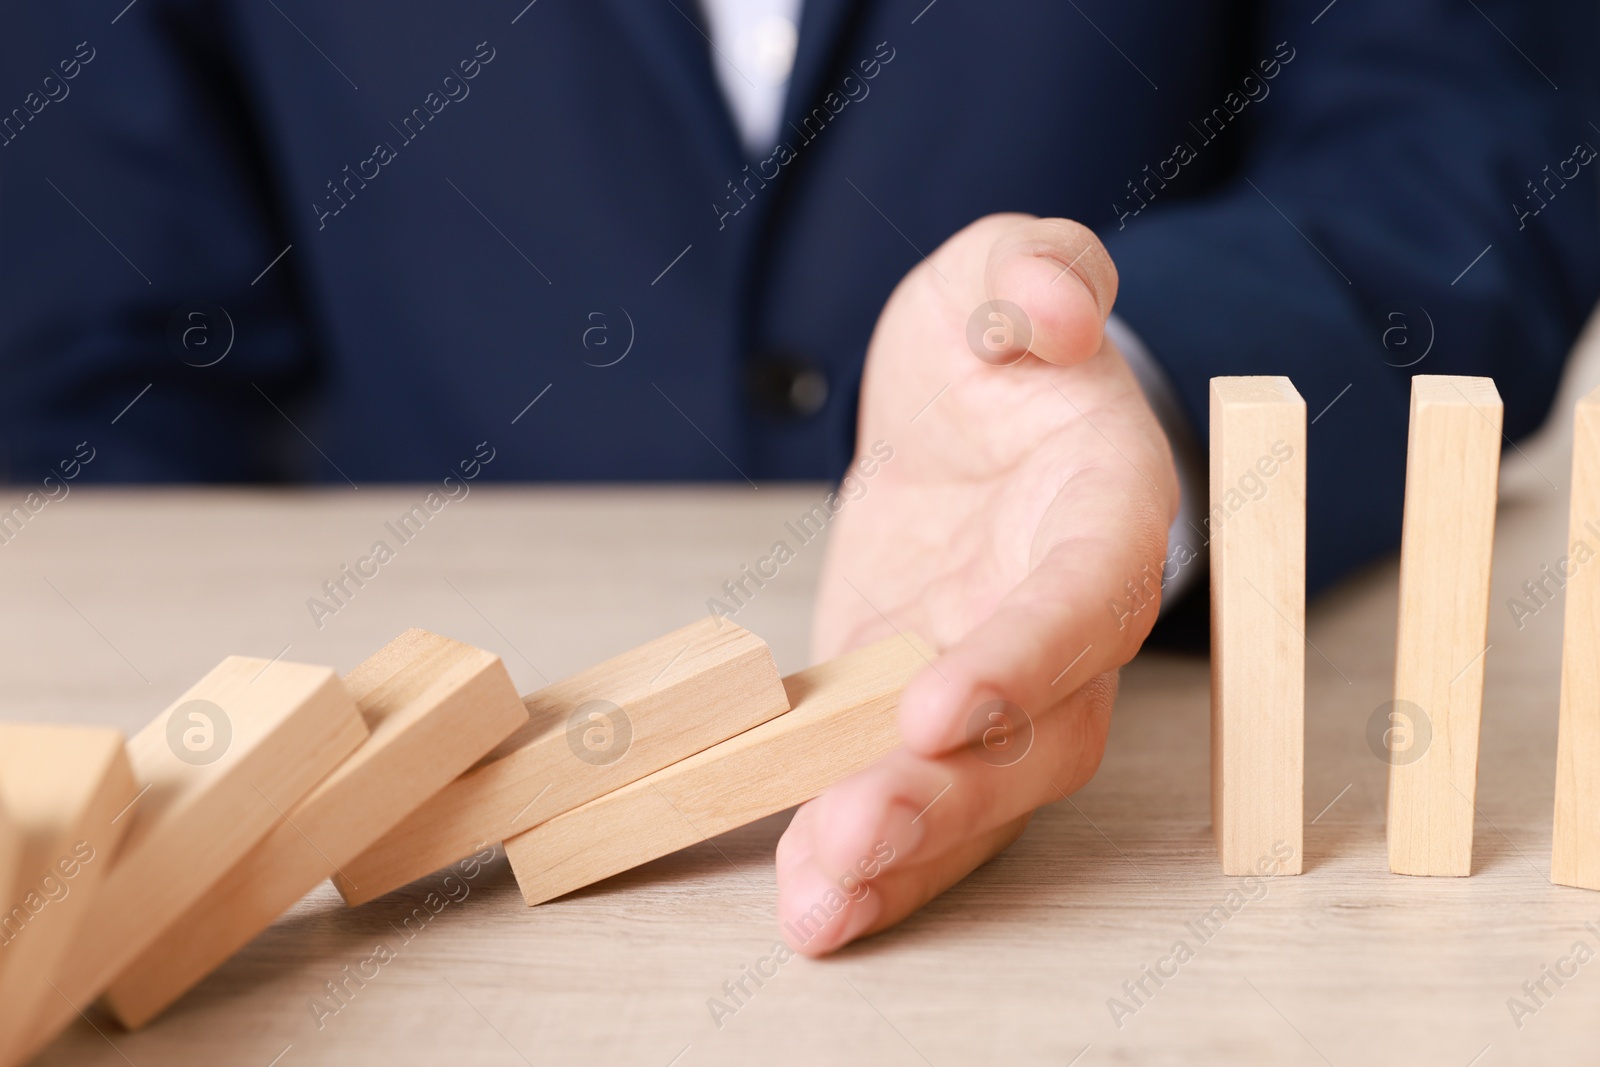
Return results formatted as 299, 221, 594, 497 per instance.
2, 0, 1597, 596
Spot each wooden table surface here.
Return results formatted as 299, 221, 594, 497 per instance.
4, 470, 1595, 1067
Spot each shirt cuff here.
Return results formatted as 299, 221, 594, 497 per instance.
1104, 313, 1207, 611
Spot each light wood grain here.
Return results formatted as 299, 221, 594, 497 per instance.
505, 633, 931, 906
102, 629, 528, 1029
1552, 386, 1600, 889
1387, 376, 1503, 876
18, 657, 368, 1061
4, 473, 1600, 1066
0, 726, 135, 1067
336, 617, 789, 906
1208, 377, 1305, 876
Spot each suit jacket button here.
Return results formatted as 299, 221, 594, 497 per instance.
746, 354, 828, 417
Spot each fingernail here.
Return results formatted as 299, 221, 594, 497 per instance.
1043, 254, 1101, 318
829, 878, 883, 951
779, 857, 882, 956
779, 859, 844, 953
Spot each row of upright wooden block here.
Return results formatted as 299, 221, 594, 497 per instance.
1210, 373, 1600, 887
0, 617, 930, 1058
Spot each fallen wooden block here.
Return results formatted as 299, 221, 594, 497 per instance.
1553, 386, 1600, 889
504, 632, 932, 906
335, 617, 789, 906
1208, 376, 1305, 876
1387, 375, 1502, 876
19, 656, 367, 1061
0, 725, 137, 1067
102, 630, 528, 1029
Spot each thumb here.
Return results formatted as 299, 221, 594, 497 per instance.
979, 216, 1118, 368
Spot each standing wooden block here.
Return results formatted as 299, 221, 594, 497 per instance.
0, 726, 137, 1067
335, 617, 790, 905
505, 633, 931, 907
20, 657, 367, 1061
1209, 376, 1306, 876
1388, 375, 1502, 876
102, 630, 528, 1028
1552, 387, 1600, 889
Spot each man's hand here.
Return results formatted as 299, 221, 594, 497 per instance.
774, 214, 1181, 955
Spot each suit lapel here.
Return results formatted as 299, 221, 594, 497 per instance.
780, 0, 863, 140
588, 0, 865, 174
595, 0, 747, 172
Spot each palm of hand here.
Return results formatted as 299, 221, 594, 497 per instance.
814, 230, 1173, 668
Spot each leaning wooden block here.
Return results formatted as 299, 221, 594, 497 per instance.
0, 726, 136, 1067
335, 617, 789, 906
19, 657, 367, 1061
1209, 377, 1306, 876
1553, 386, 1600, 889
505, 633, 931, 907
102, 629, 528, 1029
1388, 375, 1502, 876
